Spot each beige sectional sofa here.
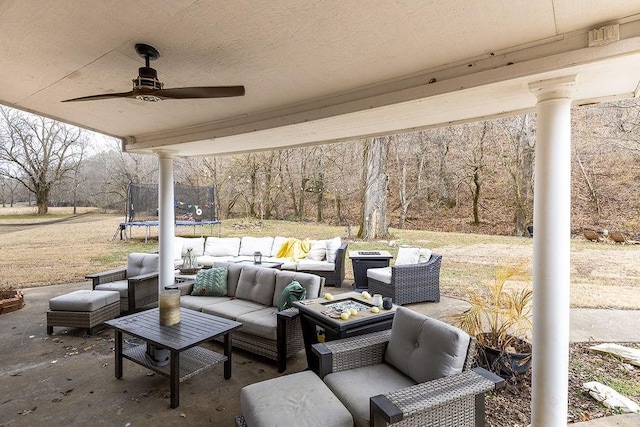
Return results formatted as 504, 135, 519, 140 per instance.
174, 235, 347, 286
173, 261, 325, 372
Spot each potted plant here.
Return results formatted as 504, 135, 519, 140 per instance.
449, 262, 532, 378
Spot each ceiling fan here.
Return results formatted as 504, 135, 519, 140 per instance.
62, 43, 245, 103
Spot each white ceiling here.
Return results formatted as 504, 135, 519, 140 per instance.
1, 1, 639, 156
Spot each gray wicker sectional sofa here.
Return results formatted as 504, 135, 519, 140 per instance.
174, 236, 347, 286
173, 261, 324, 372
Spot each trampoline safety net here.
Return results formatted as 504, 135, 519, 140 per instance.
127, 183, 216, 222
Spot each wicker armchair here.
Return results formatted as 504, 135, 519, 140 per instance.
312, 309, 504, 426
367, 253, 442, 305
86, 253, 159, 314
235, 308, 504, 427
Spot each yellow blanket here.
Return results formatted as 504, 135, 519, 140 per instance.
276, 238, 311, 259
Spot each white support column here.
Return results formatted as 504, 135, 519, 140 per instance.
156, 150, 177, 290
528, 75, 576, 426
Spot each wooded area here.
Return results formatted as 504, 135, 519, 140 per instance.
1, 99, 639, 238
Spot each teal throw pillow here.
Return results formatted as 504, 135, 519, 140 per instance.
191, 267, 228, 296
277, 280, 306, 311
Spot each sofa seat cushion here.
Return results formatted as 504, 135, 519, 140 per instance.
239, 236, 275, 257
235, 266, 277, 306
385, 307, 470, 383
197, 255, 236, 267
324, 364, 415, 427
201, 299, 265, 320
204, 237, 241, 257
236, 307, 279, 340
49, 290, 120, 312
297, 259, 335, 272
95, 280, 128, 298
180, 295, 231, 312
366, 267, 392, 284
241, 370, 353, 427
264, 257, 297, 270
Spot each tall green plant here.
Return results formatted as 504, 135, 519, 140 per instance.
450, 262, 532, 352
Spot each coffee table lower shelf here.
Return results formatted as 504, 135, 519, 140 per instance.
123, 344, 227, 382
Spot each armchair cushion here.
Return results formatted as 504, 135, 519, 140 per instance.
419, 248, 433, 263
94, 280, 128, 297
366, 266, 392, 284
323, 364, 414, 427
395, 246, 420, 265
385, 307, 470, 383
126, 253, 159, 277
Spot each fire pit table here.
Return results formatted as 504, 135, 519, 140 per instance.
293, 291, 397, 374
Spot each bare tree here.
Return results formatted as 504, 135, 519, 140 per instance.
497, 115, 536, 235
358, 137, 389, 239
0, 107, 87, 214
389, 132, 428, 228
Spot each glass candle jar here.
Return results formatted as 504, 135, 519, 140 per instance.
372, 294, 383, 307
159, 290, 181, 326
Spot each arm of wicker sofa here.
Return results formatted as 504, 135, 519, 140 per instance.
85, 267, 127, 288
370, 367, 505, 426
276, 307, 301, 373
311, 329, 392, 378
127, 272, 159, 313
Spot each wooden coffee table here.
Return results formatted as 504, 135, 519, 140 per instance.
105, 308, 241, 408
293, 291, 397, 374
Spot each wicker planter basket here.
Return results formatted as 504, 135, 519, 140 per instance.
0, 290, 25, 314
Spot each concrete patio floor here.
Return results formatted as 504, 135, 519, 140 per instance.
1, 281, 639, 426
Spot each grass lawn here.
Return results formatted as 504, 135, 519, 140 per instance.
1, 210, 639, 309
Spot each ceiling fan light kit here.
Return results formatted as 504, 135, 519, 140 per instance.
62, 43, 245, 103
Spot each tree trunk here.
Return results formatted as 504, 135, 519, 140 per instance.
358, 137, 389, 239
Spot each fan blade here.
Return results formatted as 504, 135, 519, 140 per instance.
61, 91, 137, 102
155, 86, 245, 99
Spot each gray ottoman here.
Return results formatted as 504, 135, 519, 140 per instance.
47, 290, 120, 335
236, 370, 353, 427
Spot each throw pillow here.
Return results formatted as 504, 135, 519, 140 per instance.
305, 240, 327, 261
191, 267, 228, 296
395, 246, 421, 265
325, 237, 342, 263
419, 248, 433, 263
277, 280, 307, 311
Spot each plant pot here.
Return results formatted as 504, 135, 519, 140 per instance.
480, 335, 532, 378
0, 290, 25, 314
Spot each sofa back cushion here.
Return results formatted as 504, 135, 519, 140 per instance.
271, 236, 288, 257
384, 307, 470, 383
204, 237, 241, 257
239, 236, 275, 257
213, 261, 243, 297
273, 271, 323, 306
179, 237, 206, 257
173, 236, 186, 260
127, 253, 159, 277
235, 266, 277, 306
